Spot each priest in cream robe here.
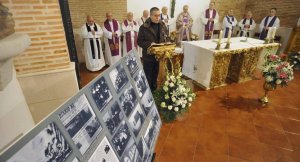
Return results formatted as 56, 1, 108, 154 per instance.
137, 10, 149, 58
176, 5, 193, 44
222, 9, 237, 38
259, 8, 280, 40
80, 15, 105, 71
103, 12, 122, 66
238, 11, 256, 37
200, 2, 219, 40
137, 10, 149, 26
122, 12, 139, 55
161, 6, 173, 34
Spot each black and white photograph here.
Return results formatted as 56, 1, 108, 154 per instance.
119, 85, 137, 117
7, 122, 72, 162
58, 94, 102, 154
144, 109, 161, 149
121, 139, 142, 162
111, 121, 132, 157
140, 89, 154, 116
90, 77, 113, 112
125, 53, 139, 76
109, 64, 129, 93
134, 70, 148, 97
137, 137, 148, 160
88, 136, 119, 162
143, 120, 157, 150
128, 103, 145, 137
150, 107, 161, 130
102, 101, 125, 135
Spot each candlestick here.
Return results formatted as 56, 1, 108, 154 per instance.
272, 27, 277, 39
227, 29, 232, 43
219, 30, 223, 43
266, 28, 271, 40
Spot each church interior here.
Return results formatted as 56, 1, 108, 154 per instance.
1, 0, 300, 161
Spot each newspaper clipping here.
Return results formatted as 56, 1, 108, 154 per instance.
121, 139, 142, 162
58, 94, 102, 154
7, 122, 72, 162
88, 136, 119, 162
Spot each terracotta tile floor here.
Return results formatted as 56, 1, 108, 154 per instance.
79, 63, 300, 162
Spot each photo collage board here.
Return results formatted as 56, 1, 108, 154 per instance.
0, 51, 162, 162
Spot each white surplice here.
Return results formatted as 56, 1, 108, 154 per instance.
259, 16, 280, 33
237, 18, 256, 37
122, 20, 139, 55
80, 23, 105, 71
200, 9, 219, 40
222, 15, 237, 38
103, 20, 122, 66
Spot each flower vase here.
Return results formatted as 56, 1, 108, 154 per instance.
259, 82, 276, 103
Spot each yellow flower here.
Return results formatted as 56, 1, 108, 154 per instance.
161, 102, 166, 108
165, 94, 170, 99
163, 86, 169, 92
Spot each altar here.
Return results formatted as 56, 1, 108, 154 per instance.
182, 37, 279, 89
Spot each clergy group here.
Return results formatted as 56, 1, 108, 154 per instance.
81, 2, 280, 72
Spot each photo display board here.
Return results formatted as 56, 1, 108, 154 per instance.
0, 51, 162, 162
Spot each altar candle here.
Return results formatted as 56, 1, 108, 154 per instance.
219, 30, 223, 42
272, 27, 277, 39
228, 30, 232, 42
266, 27, 272, 39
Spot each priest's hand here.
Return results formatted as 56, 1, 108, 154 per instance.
91, 30, 95, 35
244, 24, 250, 28
112, 32, 117, 37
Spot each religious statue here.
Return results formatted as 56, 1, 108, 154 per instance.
0, 2, 15, 40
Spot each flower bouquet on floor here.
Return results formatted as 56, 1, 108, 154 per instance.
259, 54, 294, 103
153, 66, 196, 122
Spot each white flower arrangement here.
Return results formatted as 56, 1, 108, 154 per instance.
155, 68, 196, 121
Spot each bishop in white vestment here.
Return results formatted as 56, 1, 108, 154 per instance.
122, 12, 139, 55
176, 5, 193, 44
103, 12, 122, 66
80, 15, 105, 71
